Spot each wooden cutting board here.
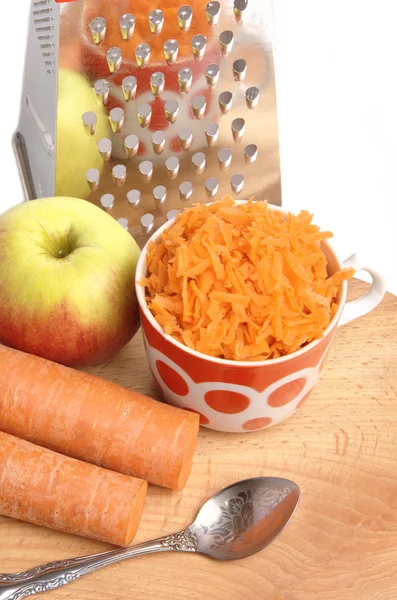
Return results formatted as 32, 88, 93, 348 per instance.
1, 280, 396, 600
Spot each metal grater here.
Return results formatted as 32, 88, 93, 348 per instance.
14, 0, 281, 247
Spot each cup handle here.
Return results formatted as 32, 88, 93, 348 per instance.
338, 253, 387, 327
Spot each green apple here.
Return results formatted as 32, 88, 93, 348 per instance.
0, 197, 140, 366
55, 69, 109, 199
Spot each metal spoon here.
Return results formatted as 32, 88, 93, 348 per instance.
0, 477, 300, 600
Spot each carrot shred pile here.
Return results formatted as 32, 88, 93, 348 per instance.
142, 197, 355, 361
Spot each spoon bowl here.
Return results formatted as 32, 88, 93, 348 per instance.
192, 477, 300, 560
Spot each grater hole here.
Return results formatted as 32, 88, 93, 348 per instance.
166, 156, 180, 179
179, 181, 193, 201
137, 103, 152, 128
109, 107, 125, 133
205, 177, 219, 197
192, 34, 207, 60
122, 76, 137, 101
152, 131, 166, 154
124, 134, 139, 158
218, 148, 232, 171
90, 17, 106, 45
153, 185, 167, 205
219, 91, 233, 114
165, 156, 180, 178
82, 111, 97, 135
94, 79, 109, 104
178, 6, 193, 31
219, 30, 234, 56
97, 138, 112, 161
120, 13, 135, 40
141, 213, 155, 235
178, 68, 193, 93
164, 39, 179, 65
205, 64, 220, 87
150, 72, 165, 96
139, 160, 154, 182
86, 168, 100, 191
234, 0, 248, 22
106, 47, 122, 74
244, 143, 258, 164
149, 10, 164, 36
233, 59, 247, 81
246, 86, 260, 109
205, 122, 219, 146
165, 100, 179, 124
192, 152, 206, 174
136, 43, 151, 68
127, 189, 141, 207
231, 173, 244, 193
112, 165, 127, 187
166, 209, 179, 222
179, 126, 193, 151
118, 218, 129, 230
231, 118, 246, 142
206, 2, 221, 27
100, 194, 114, 210
192, 95, 206, 119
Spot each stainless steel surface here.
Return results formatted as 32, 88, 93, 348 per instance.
139, 160, 154, 183
218, 147, 232, 170
150, 72, 165, 96
192, 151, 206, 174
0, 478, 299, 600
164, 100, 179, 124
166, 156, 180, 179
14, 0, 281, 245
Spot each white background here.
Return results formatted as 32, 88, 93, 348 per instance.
1, 1, 396, 293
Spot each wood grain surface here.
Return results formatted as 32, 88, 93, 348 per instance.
1, 281, 396, 600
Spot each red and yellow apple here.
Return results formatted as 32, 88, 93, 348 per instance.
0, 197, 140, 366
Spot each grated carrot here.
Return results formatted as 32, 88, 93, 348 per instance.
142, 197, 355, 361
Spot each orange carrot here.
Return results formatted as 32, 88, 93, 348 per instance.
142, 197, 355, 360
0, 345, 199, 490
0, 431, 147, 547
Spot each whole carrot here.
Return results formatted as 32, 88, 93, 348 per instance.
0, 431, 147, 546
0, 345, 199, 490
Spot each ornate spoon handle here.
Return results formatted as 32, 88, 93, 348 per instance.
0, 529, 198, 600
